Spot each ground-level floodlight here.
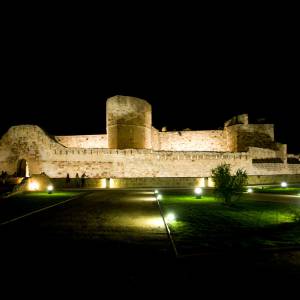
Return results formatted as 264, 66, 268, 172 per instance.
194, 187, 202, 199
281, 182, 288, 188
165, 213, 176, 223
247, 188, 253, 193
157, 194, 162, 201
47, 185, 54, 194
28, 181, 39, 191
154, 189, 159, 195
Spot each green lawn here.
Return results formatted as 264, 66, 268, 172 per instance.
0, 191, 82, 224
253, 187, 300, 195
160, 194, 300, 255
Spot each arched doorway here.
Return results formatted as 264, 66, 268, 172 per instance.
17, 159, 29, 177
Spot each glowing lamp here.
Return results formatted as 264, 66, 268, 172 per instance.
47, 185, 54, 194
281, 182, 288, 188
194, 187, 202, 198
28, 181, 39, 191
247, 188, 253, 193
165, 213, 176, 223
154, 189, 159, 194
157, 194, 162, 201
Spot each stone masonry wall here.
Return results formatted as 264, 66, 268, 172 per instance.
0, 125, 67, 175
248, 147, 277, 159
39, 150, 300, 178
106, 96, 152, 149
0, 126, 252, 177
251, 163, 300, 175
248, 174, 300, 185
159, 130, 228, 151
55, 135, 108, 148
38, 150, 252, 178
151, 127, 161, 150
1, 125, 299, 182
51, 174, 300, 189
226, 124, 275, 152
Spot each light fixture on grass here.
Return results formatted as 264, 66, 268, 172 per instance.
194, 187, 202, 199
165, 213, 176, 223
47, 185, 54, 194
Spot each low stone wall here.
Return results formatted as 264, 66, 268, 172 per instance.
51, 174, 300, 189
51, 178, 104, 189
247, 174, 300, 185
51, 177, 205, 189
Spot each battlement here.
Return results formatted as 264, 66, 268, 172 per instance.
50, 148, 250, 161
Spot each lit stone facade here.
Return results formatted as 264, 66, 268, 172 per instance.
0, 95, 299, 186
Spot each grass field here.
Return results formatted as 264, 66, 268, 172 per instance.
0, 191, 82, 224
160, 194, 300, 255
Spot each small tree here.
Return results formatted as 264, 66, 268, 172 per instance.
211, 164, 247, 205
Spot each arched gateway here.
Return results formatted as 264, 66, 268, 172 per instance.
16, 159, 29, 177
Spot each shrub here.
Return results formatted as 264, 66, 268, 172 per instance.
211, 164, 248, 205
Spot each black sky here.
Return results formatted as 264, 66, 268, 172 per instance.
1, 7, 299, 153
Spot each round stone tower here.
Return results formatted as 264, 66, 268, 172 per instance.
106, 95, 152, 149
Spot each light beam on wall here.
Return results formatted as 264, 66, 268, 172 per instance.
100, 178, 107, 188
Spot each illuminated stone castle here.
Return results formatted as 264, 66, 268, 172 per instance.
0, 95, 299, 187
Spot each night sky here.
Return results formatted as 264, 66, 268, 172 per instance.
1, 10, 299, 153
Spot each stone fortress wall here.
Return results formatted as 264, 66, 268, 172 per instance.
0, 95, 299, 186
56, 129, 228, 152
55, 134, 108, 148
